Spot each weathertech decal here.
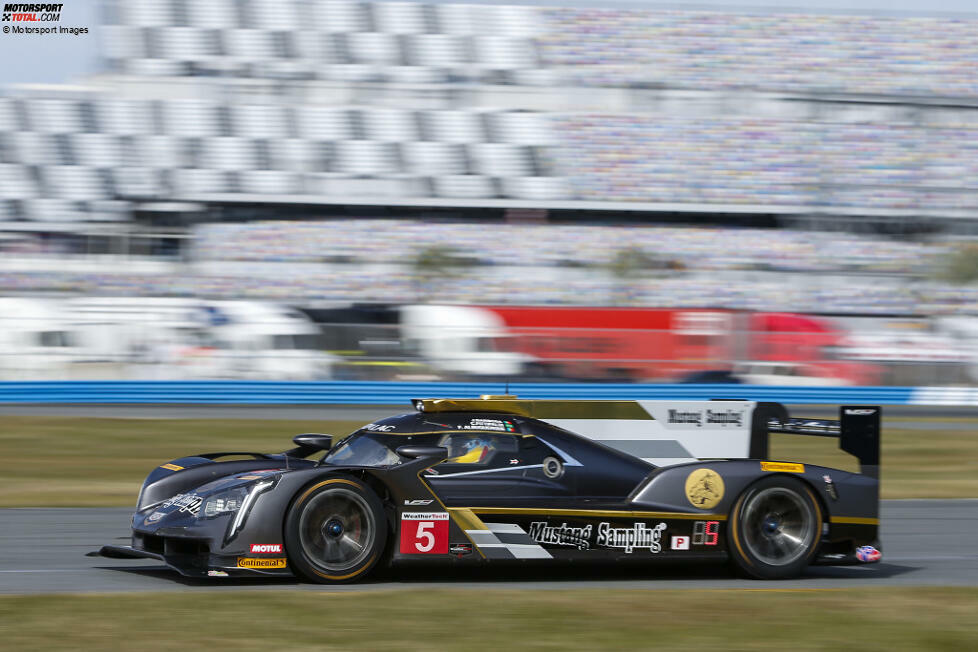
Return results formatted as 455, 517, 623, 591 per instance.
237, 557, 287, 569
760, 461, 805, 473
249, 544, 283, 554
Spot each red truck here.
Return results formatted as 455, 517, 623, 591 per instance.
477, 305, 874, 384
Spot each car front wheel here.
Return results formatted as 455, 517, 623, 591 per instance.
285, 476, 388, 583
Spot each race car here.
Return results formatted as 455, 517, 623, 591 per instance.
99, 397, 882, 582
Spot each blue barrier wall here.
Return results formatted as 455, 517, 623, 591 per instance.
0, 381, 922, 405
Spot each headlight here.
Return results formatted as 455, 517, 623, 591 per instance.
217, 480, 276, 543
200, 487, 248, 519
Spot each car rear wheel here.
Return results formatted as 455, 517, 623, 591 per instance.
285, 476, 387, 583
728, 476, 822, 580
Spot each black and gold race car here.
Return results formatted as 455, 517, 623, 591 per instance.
100, 397, 882, 582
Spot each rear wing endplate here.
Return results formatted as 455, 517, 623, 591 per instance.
760, 403, 881, 479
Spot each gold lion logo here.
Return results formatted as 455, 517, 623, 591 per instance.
685, 468, 725, 509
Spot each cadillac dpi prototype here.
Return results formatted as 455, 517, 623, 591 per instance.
100, 397, 882, 582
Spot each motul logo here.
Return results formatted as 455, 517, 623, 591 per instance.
249, 543, 283, 554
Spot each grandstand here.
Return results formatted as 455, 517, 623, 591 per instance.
1, 0, 978, 314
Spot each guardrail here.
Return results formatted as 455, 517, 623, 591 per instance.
0, 381, 940, 405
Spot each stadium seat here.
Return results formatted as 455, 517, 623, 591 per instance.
361, 108, 420, 142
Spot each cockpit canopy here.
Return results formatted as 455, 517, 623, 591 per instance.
321, 411, 523, 468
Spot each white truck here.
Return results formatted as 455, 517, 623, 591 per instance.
0, 297, 87, 380
399, 304, 532, 378
64, 298, 336, 380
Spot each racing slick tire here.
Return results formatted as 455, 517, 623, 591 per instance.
285, 476, 388, 583
727, 475, 822, 580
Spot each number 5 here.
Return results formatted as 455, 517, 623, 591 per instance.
415, 521, 435, 552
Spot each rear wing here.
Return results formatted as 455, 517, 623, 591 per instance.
759, 403, 881, 478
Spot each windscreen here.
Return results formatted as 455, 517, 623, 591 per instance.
321, 433, 402, 467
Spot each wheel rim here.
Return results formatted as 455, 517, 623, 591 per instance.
740, 487, 815, 566
298, 488, 375, 573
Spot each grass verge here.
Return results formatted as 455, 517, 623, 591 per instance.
0, 417, 362, 507
1, 588, 976, 650
1, 416, 976, 506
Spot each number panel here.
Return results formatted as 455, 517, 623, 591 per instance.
399, 512, 449, 555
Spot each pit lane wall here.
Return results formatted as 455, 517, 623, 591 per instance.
0, 381, 969, 405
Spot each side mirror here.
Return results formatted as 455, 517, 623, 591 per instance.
287, 433, 333, 458
395, 445, 448, 460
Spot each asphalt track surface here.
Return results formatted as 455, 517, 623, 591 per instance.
1, 500, 975, 595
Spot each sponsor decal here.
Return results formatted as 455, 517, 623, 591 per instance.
160, 463, 183, 471
399, 512, 450, 555
404, 499, 434, 506
596, 522, 666, 554
449, 543, 473, 557
667, 409, 744, 427
459, 418, 514, 432
706, 409, 744, 427
238, 475, 263, 480
855, 546, 882, 563
145, 511, 164, 524
363, 423, 395, 432
760, 461, 805, 473
845, 409, 876, 416
528, 521, 592, 550
671, 535, 690, 550
249, 544, 283, 554
668, 409, 702, 426
207, 570, 229, 577
401, 512, 450, 521
161, 493, 203, 516
509, 458, 520, 465
684, 468, 725, 509
237, 557, 287, 569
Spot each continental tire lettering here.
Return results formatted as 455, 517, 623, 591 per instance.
237, 557, 287, 569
